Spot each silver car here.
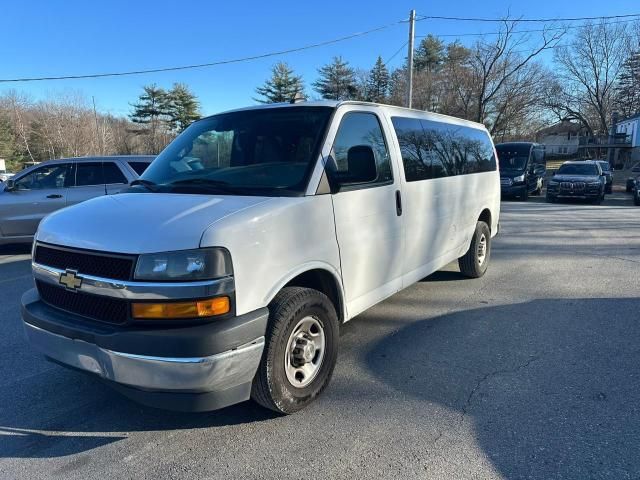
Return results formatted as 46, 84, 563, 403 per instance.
0, 156, 154, 245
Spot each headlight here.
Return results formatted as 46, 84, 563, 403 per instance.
587, 182, 601, 187
513, 174, 525, 183
135, 248, 232, 281
548, 180, 559, 186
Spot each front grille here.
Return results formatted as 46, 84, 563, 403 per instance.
34, 244, 135, 281
36, 280, 128, 324
560, 182, 586, 191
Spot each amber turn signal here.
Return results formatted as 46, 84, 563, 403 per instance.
132, 297, 230, 319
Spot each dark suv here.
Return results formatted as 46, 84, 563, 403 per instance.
595, 160, 613, 194
496, 142, 546, 201
546, 161, 606, 204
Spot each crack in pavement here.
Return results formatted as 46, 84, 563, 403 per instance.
461, 355, 541, 420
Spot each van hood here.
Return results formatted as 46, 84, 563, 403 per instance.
36, 193, 273, 253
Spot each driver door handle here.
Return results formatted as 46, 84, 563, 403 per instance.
395, 190, 403, 216
46, 194, 63, 199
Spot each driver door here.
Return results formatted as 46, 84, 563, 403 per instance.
0, 163, 71, 237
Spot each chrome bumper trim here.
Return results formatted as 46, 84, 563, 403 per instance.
32, 262, 234, 300
24, 322, 264, 392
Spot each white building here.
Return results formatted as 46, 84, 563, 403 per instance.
616, 113, 640, 163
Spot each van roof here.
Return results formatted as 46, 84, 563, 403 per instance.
210, 100, 489, 131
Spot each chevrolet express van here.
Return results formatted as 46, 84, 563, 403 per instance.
21, 101, 500, 414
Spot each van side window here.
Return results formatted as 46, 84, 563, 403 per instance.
330, 112, 393, 187
392, 116, 496, 182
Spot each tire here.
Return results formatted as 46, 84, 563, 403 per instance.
251, 287, 339, 414
634, 195, 640, 206
627, 185, 632, 193
458, 221, 491, 278
605, 185, 612, 194
520, 187, 529, 202
592, 197, 602, 205
546, 194, 556, 203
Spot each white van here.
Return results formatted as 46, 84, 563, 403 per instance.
21, 101, 500, 413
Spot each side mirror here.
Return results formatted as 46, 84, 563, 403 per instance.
330, 145, 377, 190
4, 179, 15, 191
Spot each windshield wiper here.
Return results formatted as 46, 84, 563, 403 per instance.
129, 179, 160, 192
168, 178, 242, 194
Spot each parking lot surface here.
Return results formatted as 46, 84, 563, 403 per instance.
1, 193, 639, 480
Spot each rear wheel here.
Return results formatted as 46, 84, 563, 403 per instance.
634, 194, 640, 206
458, 221, 491, 278
251, 287, 339, 414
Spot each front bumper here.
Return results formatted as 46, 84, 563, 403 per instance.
21, 288, 269, 411
500, 184, 526, 197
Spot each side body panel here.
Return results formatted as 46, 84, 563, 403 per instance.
200, 195, 344, 319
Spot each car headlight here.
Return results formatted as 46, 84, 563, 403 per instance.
513, 174, 525, 183
135, 248, 232, 281
548, 180, 559, 185
587, 182, 601, 187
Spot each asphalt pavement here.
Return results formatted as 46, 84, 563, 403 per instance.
1, 192, 639, 479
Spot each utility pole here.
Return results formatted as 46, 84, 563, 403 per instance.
92, 96, 101, 155
405, 9, 416, 108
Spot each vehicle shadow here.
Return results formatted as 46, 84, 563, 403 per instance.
362, 297, 640, 478
0, 371, 279, 459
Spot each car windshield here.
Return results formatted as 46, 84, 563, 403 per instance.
140, 106, 333, 196
496, 145, 530, 171
557, 164, 598, 175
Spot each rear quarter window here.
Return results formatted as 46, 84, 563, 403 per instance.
127, 161, 151, 176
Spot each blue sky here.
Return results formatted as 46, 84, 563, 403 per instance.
0, 0, 637, 117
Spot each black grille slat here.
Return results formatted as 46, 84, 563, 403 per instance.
35, 245, 135, 281
36, 280, 128, 325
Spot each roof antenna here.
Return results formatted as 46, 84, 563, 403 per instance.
290, 92, 306, 104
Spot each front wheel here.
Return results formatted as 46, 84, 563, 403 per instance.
634, 194, 640, 206
251, 287, 339, 414
520, 187, 529, 202
458, 221, 491, 278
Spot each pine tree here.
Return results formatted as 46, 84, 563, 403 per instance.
313, 56, 357, 101
254, 62, 305, 103
366, 56, 390, 103
615, 51, 640, 118
129, 84, 170, 153
166, 83, 201, 132
0, 116, 16, 164
129, 84, 168, 125
414, 35, 445, 73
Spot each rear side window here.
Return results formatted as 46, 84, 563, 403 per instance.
127, 161, 151, 176
103, 163, 127, 184
392, 116, 496, 182
330, 112, 393, 187
75, 163, 103, 186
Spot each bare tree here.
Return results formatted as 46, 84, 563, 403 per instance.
551, 21, 633, 135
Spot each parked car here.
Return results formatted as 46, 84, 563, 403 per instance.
595, 160, 613, 194
546, 160, 606, 204
495, 142, 546, 201
633, 174, 640, 206
626, 163, 640, 192
0, 155, 154, 245
21, 100, 500, 413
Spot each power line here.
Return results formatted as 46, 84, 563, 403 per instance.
415, 17, 639, 38
385, 41, 408, 66
415, 13, 640, 23
0, 19, 408, 83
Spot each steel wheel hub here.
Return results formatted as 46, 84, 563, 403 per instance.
285, 316, 325, 388
478, 234, 487, 265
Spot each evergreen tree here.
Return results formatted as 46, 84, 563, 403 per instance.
366, 56, 390, 103
129, 84, 169, 125
254, 62, 305, 103
166, 83, 201, 132
414, 35, 445, 72
0, 116, 17, 164
313, 56, 357, 100
615, 51, 640, 118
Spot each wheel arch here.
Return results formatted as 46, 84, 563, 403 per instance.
265, 263, 346, 323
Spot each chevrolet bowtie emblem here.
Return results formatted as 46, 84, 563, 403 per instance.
59, 269, 83, 291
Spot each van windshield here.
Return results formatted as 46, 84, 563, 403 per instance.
140, 106, 333, 196
496, 145, 530, 172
